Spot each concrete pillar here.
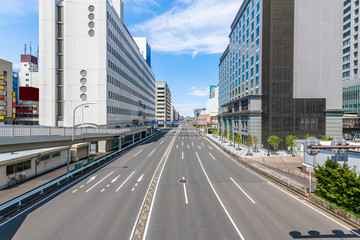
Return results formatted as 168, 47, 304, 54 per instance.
98, 140, 107, 153
118, 137, 122, 150
132, 134, 135, 144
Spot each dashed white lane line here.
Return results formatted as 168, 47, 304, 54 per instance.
149, 150, 155, 156
192, 142, 194, 146
230, 177, 256, 204
72, 189, 78, 193
160, 141, 164, 144
111, 175, 121, 183
134, 150, 143, 157
187, 145, 190, 149
131, 188, 135, 192
106, 184, 110, 188
196, 152, 245, 240
101, 189, 105, 192
209, 153, 216, 160
80, 185, 84, 189
86, 175, 97, 184
116, 171, 136, 192
208, 146, 213, 149
176, 145, 178, 148
268, 182, 360, 237
182, 152, 184, 160
201, 143, 205, 147
197, 145, 201, 149
86, 171, 113, 193
182, 142, 184, 146
183, 177, 189, 205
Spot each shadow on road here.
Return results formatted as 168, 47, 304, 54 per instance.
289, 230, 360, 239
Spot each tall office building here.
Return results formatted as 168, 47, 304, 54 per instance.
218, 0, 343, 146
39, 0, 155, 127
343, 0, 360, 114
19, 54, 39, 88
0, 59, 15, 124
155, 81, 171, 124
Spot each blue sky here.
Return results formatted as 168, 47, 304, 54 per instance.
0, 0, 242, 117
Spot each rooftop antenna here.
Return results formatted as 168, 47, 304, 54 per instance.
24, 44, 27, 54
29, 41, 32, 56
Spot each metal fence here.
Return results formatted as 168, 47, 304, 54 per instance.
0, 125, 148, 138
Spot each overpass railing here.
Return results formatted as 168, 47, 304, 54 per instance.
0, 125, 148, 138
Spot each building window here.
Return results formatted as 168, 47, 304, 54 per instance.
52, 152, 61, 158
40, 155, 50, 161
6, 160, 31, 176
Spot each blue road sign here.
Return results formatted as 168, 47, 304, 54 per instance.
163, 121, 166, 125
170, 121, 173, 125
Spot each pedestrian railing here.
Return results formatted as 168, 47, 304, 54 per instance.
0, 130, 160, 218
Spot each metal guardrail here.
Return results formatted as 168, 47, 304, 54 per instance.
0, 125, 147, 138
0, 131, 159, 217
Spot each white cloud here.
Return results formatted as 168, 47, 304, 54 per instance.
187, 86, 209, 97
131, 0, 243, 55
174, 103, 205, 117
0, 0, 38, 15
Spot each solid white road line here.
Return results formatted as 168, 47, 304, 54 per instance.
183, 177, 189, 205
116, 171, 136, 192
268, 182, 360, 237
134, 150, 143, 157
182, 152, 184, 160
230, 177, 256, 204
111, 175, 121, 183
196, 152, 245, 240
86, 171, 113, 193
137, 173, 144, 182
209, 153, 216, 160
149, 149, 155, 156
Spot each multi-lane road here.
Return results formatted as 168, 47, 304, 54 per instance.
0, 124, 359, 239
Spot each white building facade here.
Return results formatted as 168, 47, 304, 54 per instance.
39, 0, 155, 127
206, 86, 218, 116
19, 54, 39, 88
155, 81, 171, 124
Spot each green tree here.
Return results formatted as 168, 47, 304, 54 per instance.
228, 131, 233, 142
222, 130, 227, 141
212, 127, 218, 136
286, 135, 298, 154
268, 135, 282, 153
321, 135, 334, 141
218, 129, 222, 137
253, 136, 260, 152
246, 134, 253, 155
235, 134, 242, 149
304, 133, 316, 139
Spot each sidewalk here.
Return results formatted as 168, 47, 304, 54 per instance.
0, 152, 110, 205
206, 134, 317, 191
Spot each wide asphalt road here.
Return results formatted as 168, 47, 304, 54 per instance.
0, 124, 359, 240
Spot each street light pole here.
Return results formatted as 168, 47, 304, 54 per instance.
67, 102, 96, 174
267, 139, 270, 156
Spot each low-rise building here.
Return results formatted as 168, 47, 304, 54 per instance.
15, 87, 39, 125
0, 59, 15, 125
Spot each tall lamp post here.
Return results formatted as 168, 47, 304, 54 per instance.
67, 102, 96, 174
267, 139, 270, 156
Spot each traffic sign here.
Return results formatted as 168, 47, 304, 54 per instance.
306, 166, 313, 172
170, 121, 173, 125
163, 121, 166, 125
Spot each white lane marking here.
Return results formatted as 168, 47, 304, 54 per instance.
116, 171, 136, 192
268, 182, 360, 237
134, 150, 143, 157
201, 143, 205, 146
111, 175, 121, 183
135, 183, 138, 187
182, 142, 184, 146
230, 177, 256, 204
149, 149, 155, 156
192, 142, 194, 146
208, 146, 213, 149
160, 141, 164, 144
196, 152, 245, 240
186, 137, 187, 139
137, 173, 144, 182
106, 184, 110, 188
182, 152, 184, 160
86, 172, 113, 193
86, 175, 97, 184
72, 189, 78, 193
176, 144, 178, 148
187, 145, 190, 149
183, 177, 189, 205
131, 188, 135, 192
197, 145, 201, 149
101, 189, 105, 192
209, 153, 216, 160
80, 185, 84, 189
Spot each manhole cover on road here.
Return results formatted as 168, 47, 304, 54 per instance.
178, 179, 188, 184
